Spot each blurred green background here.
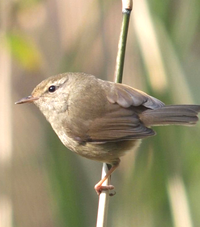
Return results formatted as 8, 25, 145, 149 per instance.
1, 0, 200, 226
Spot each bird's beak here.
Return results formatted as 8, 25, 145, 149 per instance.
15, 95, 39, 104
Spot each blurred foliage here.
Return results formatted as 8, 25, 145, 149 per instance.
5, 0, 200, 226
6, 32, 43, 70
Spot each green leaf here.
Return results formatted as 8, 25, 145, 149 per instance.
6, 32, 43, 70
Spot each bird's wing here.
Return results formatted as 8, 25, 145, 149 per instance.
67, 81, 164, 143
105, 82, 165, 109
86, 105, 155, 143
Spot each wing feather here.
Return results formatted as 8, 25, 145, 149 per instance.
106, 82, 164, 109
67, 79, 161, 143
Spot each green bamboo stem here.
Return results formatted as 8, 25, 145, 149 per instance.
96, 1, 132, 227
115, 6, 132, 83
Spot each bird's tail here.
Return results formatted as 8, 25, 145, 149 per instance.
140, 105, 200, 126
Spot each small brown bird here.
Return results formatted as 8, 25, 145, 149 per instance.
16, 72, 200, 195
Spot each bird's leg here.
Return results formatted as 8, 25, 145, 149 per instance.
94, 163, 119, 195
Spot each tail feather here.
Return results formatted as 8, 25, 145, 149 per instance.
140, 105, 200, 126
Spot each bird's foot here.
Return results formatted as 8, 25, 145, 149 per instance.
94, 184, 115, 196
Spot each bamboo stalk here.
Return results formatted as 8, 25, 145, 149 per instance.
96, 1, 132, 227
96, 163, 110, 227
115, 0, 132, 83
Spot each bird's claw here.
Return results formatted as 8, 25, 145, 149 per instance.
94, 184, 115, 196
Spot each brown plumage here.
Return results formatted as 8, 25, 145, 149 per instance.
15, 73, 200, 194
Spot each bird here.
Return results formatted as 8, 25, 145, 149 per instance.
15, 72, 200, 195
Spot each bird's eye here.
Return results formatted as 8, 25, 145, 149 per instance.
48, 85, 56, 93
